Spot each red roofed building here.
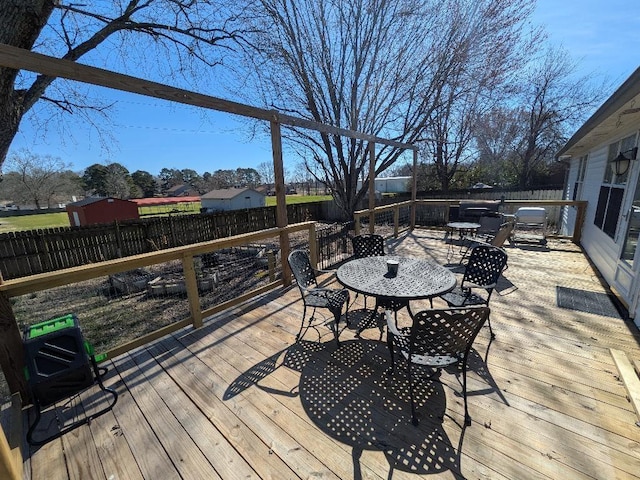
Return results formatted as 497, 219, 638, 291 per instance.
66, 197, 139, 226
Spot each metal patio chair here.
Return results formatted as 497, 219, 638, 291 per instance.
438, 245, 507, 338
351, 234, 408, 336
351, 233, 386, 309
459, 219, 514, 262
288, 250, 350, 346
386, 306, 490, 426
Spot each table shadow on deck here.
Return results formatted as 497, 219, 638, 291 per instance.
222, 336, 502, 477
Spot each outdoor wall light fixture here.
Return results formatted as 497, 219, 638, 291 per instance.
611, 146, 638, 176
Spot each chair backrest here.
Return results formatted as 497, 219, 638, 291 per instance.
287, 250, 317, 292
352, 234, 385, 258
463, 245, 508, 290
489, 221, 514, 247
408, 307, 490, 364
478, 214, 503, 236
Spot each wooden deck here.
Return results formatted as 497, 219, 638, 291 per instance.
21, 229, 640, 479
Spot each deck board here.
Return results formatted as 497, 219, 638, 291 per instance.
20, 228, 640, 479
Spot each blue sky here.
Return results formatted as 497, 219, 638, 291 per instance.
8, 1, 640, 177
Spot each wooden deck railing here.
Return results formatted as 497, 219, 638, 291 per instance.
354, 199, 588, 244
0, 221, 318, 403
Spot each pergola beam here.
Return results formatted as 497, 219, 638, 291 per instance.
0, 43, 416, 151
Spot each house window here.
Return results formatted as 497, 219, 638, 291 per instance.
572, 155, 587, 200
594, 134, 637, 238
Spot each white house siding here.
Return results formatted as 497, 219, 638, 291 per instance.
579, 145, 623, 286
560, 160, 580, 236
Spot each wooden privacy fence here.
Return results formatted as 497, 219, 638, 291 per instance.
0, 203, 319, 280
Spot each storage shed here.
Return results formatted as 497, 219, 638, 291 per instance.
66, 197, 139, 226
201, 188, 266, 212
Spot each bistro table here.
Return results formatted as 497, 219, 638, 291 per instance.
336, 256, 457, 335
446, 221, 481, 240
445, 222, 481, 260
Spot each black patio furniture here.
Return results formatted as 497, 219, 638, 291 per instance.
386, 306, 490, 426
459, 219, 514, 261
336, 256, 457, 337
352, 234, 385, 259
288, 250, 350, 346
437, 245, 508, 338
351, 234, 386, 310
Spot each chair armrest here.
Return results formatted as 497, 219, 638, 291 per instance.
303, 286, 348, 296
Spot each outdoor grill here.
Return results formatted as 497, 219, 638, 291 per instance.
514, 207, 547, 242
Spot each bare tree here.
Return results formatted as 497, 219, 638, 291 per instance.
474, 46, 608, 188
1, 150, 79, 208
257, 161, 274, 189
0, 1, 253, 170
419, 0, 538, 191
237, 0, 537, 218
509, 46, 606, 188
237, 0, 447, 218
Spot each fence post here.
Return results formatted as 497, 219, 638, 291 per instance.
115, 220, 123, 257
182, 254, 203, 328
354, 213, 361, 236
0, 293, 29, 402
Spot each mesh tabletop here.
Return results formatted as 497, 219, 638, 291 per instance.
336, 256, 456, 300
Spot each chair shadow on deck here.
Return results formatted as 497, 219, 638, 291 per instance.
224, 340, 331, 400
298, 339, 473, 479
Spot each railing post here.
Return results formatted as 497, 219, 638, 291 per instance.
410, 148, 418, 230
354, 213, 361, 236
368, 142, 376, 234
308, 223, 318, 269
182, 254, 203, 328
267, 250, 276, 282
271, 119, 291, 285
0, 293, 29, 402
573, 201, 586, 244
393, 205, 400, 238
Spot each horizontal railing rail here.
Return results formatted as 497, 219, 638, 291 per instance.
354, 199, 587, 243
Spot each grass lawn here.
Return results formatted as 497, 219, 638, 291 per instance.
0, 212, 70, 233
266, 194, 331, 206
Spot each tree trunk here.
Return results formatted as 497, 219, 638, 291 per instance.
0, 1, 56, 166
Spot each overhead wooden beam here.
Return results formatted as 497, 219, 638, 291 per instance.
0, 43, 416, 151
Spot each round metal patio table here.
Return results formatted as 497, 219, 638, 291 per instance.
337, 256, 457, 334
337, 256, 456, 301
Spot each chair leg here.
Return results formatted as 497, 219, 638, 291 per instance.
487, 314, 495, 339
409, 363, 419, 426
331, 311, 341, 346
386, 334, 395, 374
463, 360, 471, 426
296, 305, 308, 342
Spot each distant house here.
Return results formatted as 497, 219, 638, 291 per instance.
66, 197, 139, 226
356, 176, 411, 193
166, 184, 198, 197
201, 188, 266, 212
